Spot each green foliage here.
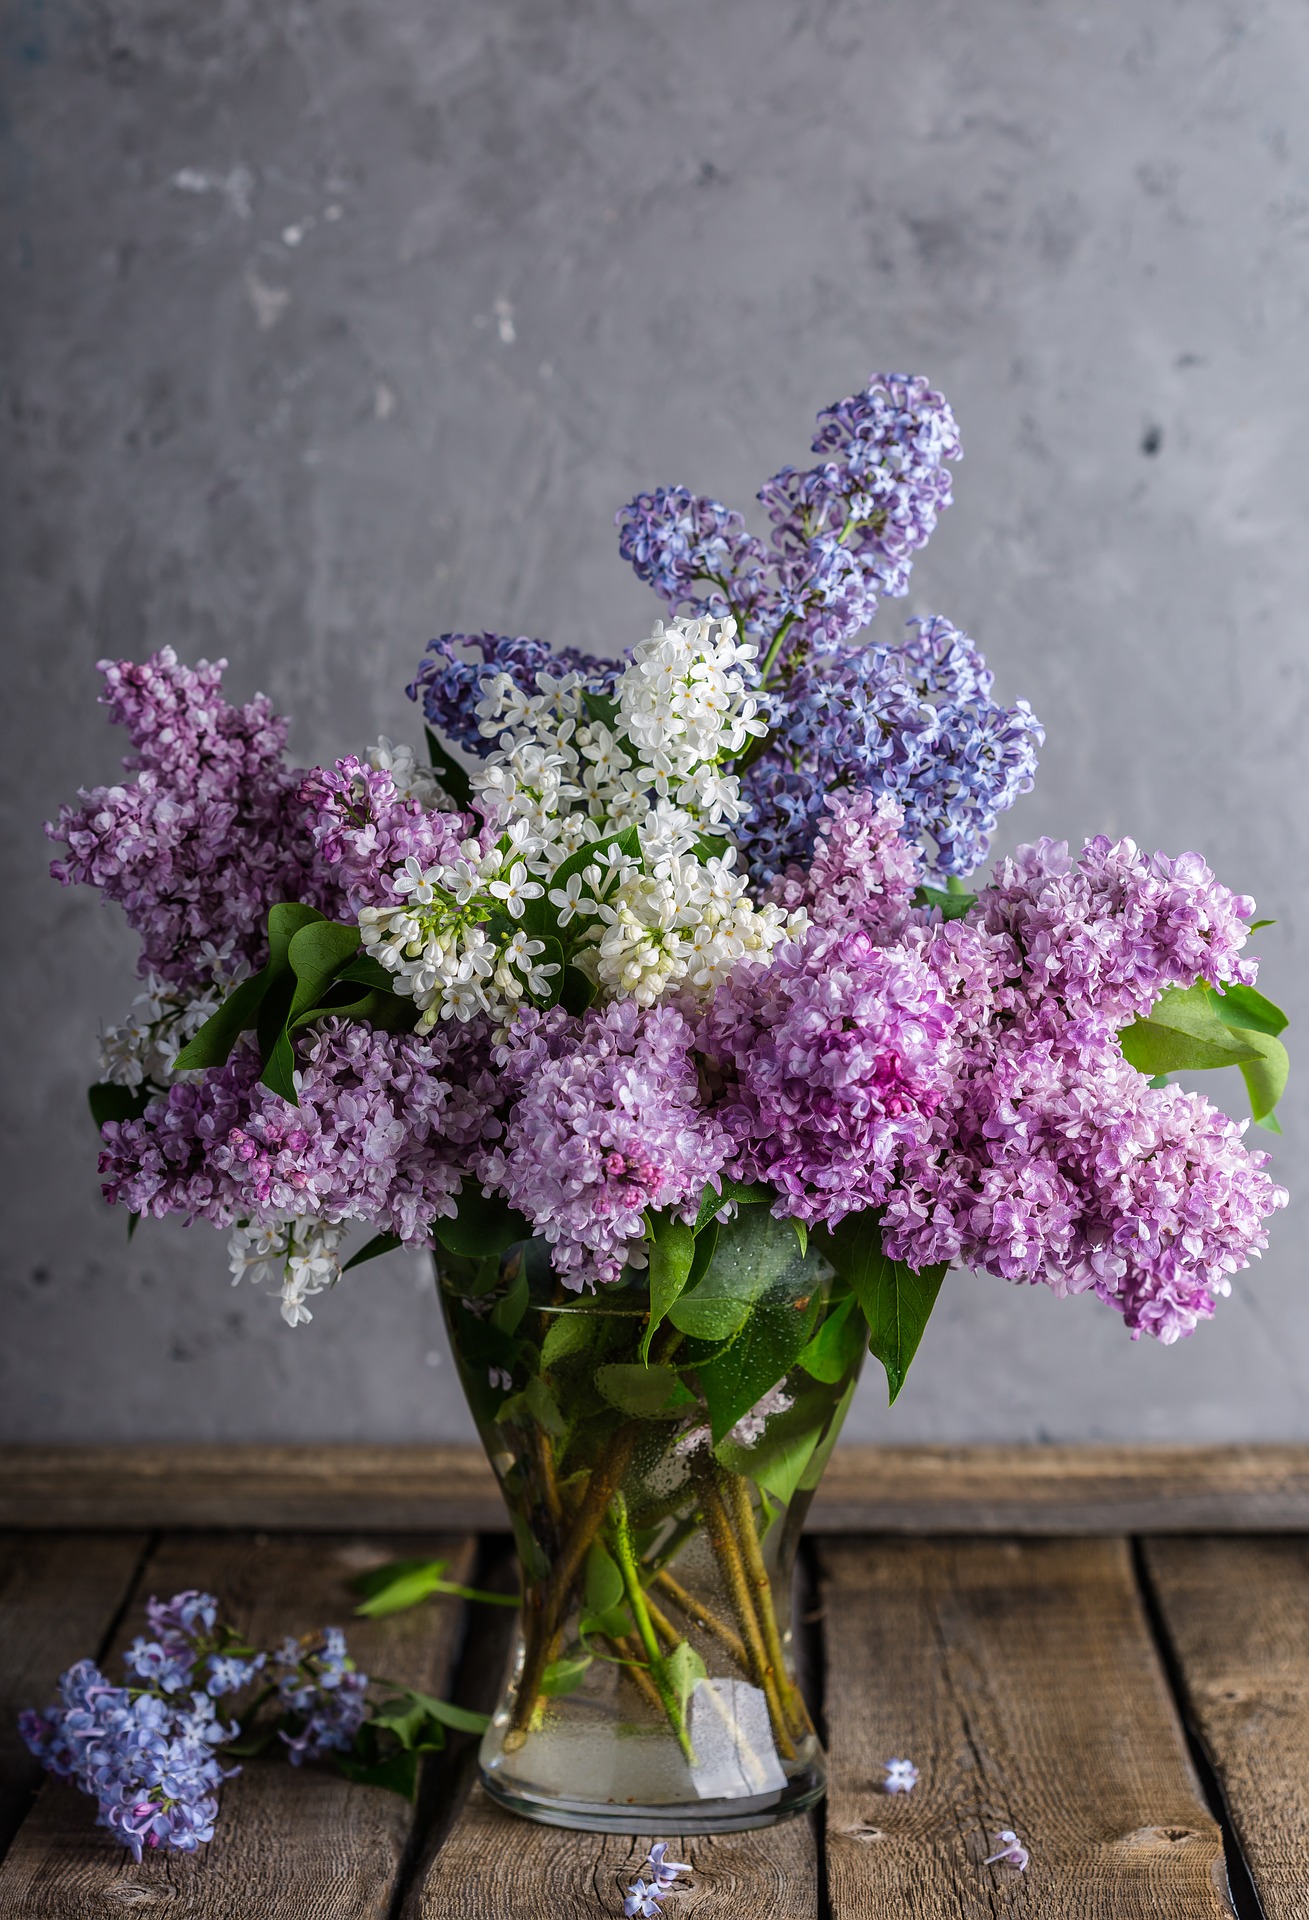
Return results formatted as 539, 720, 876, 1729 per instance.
88, 1082, 152, 1128
497, 1372, 565, 1436
650, 1641, 706, 1720
642, 1214, 696, 1361
692, 1177, 771, 1234
1120, 980, 1290, 1127
341, 1232, 403, 1272
913, 880, 976, 921
594, 1363, 689, 1418
540, 1313, 596, 1367
695, 1283, 822, 1442
669, 1206, 802, 1343
820, 1210, 947, 1404
796, 1293, 865, 1384
424, 725, 473, 809
716, 1387, 833, 1503
433, 1186, 533, 1259
350, 1558, 518, 1617
541, 1653, 593, 1697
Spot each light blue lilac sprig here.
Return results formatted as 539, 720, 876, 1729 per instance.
623, 1842, 692, 1916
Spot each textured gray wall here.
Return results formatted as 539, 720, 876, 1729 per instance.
3, 0, 1305, 1446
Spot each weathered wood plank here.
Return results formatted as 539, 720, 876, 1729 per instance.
5, 1443, 1309, 1532
0, 1531, 476, 1920
408, 1782, 818, 1919
1144, 1536, 1309, 1919
0, 1534, 148, 1863
820, 1538, 1232, 1917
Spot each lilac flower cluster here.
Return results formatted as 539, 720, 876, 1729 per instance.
47, 650, 336, 989
623, 1842, 692, 1916
482, 1001, 729, 1287
20, 1592, 374, 1860
99, 1019, 499, 1246
273, 1629, 369, 1765
408, 632, 619, 755
881, 840, 1286, 1341
741, 617, 1043, 880
299, 756, 472, 914
17, 1591, 257, 1862
616, 374, 961, 664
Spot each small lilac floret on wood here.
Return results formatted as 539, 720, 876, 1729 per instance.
983, 1829, 1030, 1871
883, 1757, 919, 1793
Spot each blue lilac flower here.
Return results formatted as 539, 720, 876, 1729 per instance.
123, 1637, 195, 1693
741, 617, 1042, 880
615, 487, 773, 632
408, 632, 619, 755
205, 1652, 266, 1697
273, 1629, 369, 1765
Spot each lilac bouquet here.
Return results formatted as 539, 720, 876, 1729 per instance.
49, 373, 1289, 1828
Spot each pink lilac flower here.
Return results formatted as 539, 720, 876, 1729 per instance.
883, 1758, 919, 1793
700, 923, 956, 1230
298, 757, 472, 914
482, 1002, 729, 1289
46, 649, 339, 988
983, 1830, 1030, 1871
980, 835, 1258, 1025
767, 789, 922, 942
99, 1021, 499, 1245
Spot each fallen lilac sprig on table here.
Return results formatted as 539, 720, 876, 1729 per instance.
883, 1757, 919, 1793
624, 1841, 692, 1914
984, 1829, 1030, 1871
18, 1589, 486, 1860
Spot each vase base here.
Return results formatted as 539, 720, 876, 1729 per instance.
479, 1761, 827, 1834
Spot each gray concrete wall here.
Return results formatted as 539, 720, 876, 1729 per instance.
3, 0, 1305, 1446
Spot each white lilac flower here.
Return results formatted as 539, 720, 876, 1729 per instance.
227, 1218, 346, 1327
366, 736, 449, 811
99, 946, 250, 1091
983, 1830, 1030, 1871
883, 1757, 919, 1794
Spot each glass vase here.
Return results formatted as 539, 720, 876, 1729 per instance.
437, 1217, 863, 1832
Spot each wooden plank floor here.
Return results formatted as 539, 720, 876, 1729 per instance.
0, 1504, 1297, 1913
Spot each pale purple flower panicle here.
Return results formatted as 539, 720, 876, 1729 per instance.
99, 1020, 499, 1246
483, 1002, 729, 1288
767, 789, 922, 942
883, 1757, 919, 1793
983, 1829, 1030, 1871
299, 757, 471, 913
46, 649, 337, 988
616, 487, 772, 632
700, 922, 956, 1230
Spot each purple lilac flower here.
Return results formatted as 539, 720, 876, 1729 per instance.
766, 789, 922, 942
699, 923, 957, 1230
980, 834, 1258, 1024
99, 1021, 501, 1245
299, 756, 473, 914
616, 487, 773, 633
984, 1830, 1030, 1871
623, 1843, 692, 1914
481, 1002, 730, 1288
46, 649, 339, 988
122, 1638, 195, 1694
408, 632, 620, 755
273, 1629, 369, 1765
19, 1658, 232, 1862
741, 617, 1042, 881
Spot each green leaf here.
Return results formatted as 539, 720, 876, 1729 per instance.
286, 920, 362, 1016
171, 969, 270, 1073
686, 1219, 718, 1289
541, 1654, 592, 1697
796, 1294, 865, 1384
336, 953, 399, 993
336, 1750, 421, 1798
650, 1641, 706, 1720
791, 1219, 808, 1260
434, 1187, 533, 1259
669, 1206, 798, 1342
559, 966, 598, 1016
594, 1363, 684, 1418
490, 1265, 529, 1335
342, 1232, 403, 1272
1233, 1028, 1290, 1126
585, 1542, 625, 1618
352, 1560, 450, 1616
822, 1212, 946, 1405
497, 1372, 565, 1436
290, 987, 411, 1036
260, 1027, 299, 1104
642, 1215, 696, 1362
1120, 982, 1262, 1076
582, 690, 620, 731
541, 1313, 596, 1367
798, 1375, 859, 1492
1209, 981, 1289, 1039
716, 1388, 832, 1504
695, 1286, 823, 1443
424, 725, 473, 809
403, 1688, 493, 1734
1249, 918, 1276, 932
913, 883, 976, 922
88, 1082, 152, 1128
692, 1177, 772, 1235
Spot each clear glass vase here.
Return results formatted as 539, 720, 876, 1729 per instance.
437, 1218, 863, 1832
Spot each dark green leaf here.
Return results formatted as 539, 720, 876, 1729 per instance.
796, 1294, 865, 1384
127, 1211, 141, 1242
585, 1542, 625, 1617
642, 1214, 696, 1362
1233, 1028, 1289, 1125
541, 1313, 596, 1367
692, 1177, 772, 1235
342, 1232, 403, 1272
560, 966, 598, 1016
1209, 981, 1289, 1039
286, 920, 362, 1016
260, 1027, 298, 1104
337, 953, 400, 993
670, 1206, 798, 1342
541, 1654, 592, 1697
498, 1373, 566, 1437
434, 1187, 533, 1259
403, 1689, 493, 1734
1120, 982, 1263, 1076
490, 1264, 529, 1336
88, 1081, 152, 1128
352, 1561, 451, 1617
594, 1363, 684, 1418
913, 883, 976, 922
424, 726, 473, 809
336, 1749, 421, 1799
172, 968, 271, 1073
716, 1388, 832, 1503
822, 1212, 946, 1404
582, 691, 620, 731
686, 1218, 718, 1289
